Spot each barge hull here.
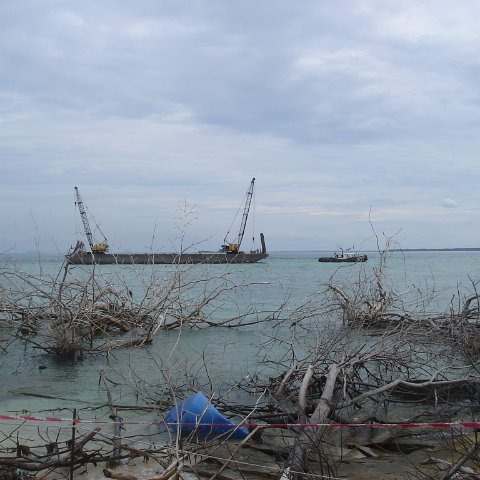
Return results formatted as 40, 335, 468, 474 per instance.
66, 252, 268, 265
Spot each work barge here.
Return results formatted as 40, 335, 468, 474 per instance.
66, 237, 267, 265
66, 179, 268, 265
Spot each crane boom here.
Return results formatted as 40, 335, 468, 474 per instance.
74, 186, 109, 254
223, 178, 255, 254
74, 187, 94, 249
236, 177, 255, 249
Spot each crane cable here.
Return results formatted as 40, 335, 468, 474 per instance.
223, 188, 247, 245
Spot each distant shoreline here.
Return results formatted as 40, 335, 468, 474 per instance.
391, 248, 480, 252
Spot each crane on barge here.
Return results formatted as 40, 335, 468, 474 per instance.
222, 178, 256, 254
74, 186, 109, 254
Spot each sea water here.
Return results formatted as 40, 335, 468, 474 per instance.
1, 250, 479, 427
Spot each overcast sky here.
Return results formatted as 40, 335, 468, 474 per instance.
2, 0, 480, 254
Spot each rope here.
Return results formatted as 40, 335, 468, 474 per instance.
1, 414, 479, 429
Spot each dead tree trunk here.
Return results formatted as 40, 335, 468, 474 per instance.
285, 363, 340, 480
101, 372, 123, 461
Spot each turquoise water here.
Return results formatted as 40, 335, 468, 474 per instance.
1, 250, 480, 420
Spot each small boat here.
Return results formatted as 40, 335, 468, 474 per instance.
164, 391, 249, 440
318, 249, 368, 263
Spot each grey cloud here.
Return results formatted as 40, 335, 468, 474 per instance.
442, 198, 459, 208
2, 1, 480, 251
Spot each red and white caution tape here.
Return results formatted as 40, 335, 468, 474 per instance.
1, 413, 480, 429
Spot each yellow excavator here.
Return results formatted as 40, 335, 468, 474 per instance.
74, 186, 109, 254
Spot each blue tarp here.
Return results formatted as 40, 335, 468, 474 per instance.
164, 391, 249, 440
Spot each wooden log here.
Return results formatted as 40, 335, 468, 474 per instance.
101, 373, 123, 459
297, 365, 313, 426
103, 468, 137, 480
439, 440, 480, 480
274, 363, 297, 399
72, 427, 101, 455
208, 426, 262, 480
146, 460, 182, 480
286, 363, 340, 479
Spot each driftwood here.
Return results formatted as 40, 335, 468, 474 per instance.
286, 363, 340, 479
103, 469, 137, 480
0, 262, 289, 363
337, 376, 480, 409
297, 365, 313, 426
439, 440, 480, 480
208, 426, 263, 480
274, 364, 297, 399
462, 293, 480, 318
101, 372, 123, 460
146, 461, 182, 480
0, 427, 100, 472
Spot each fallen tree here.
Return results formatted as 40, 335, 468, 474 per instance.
0, 258, 300, 360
